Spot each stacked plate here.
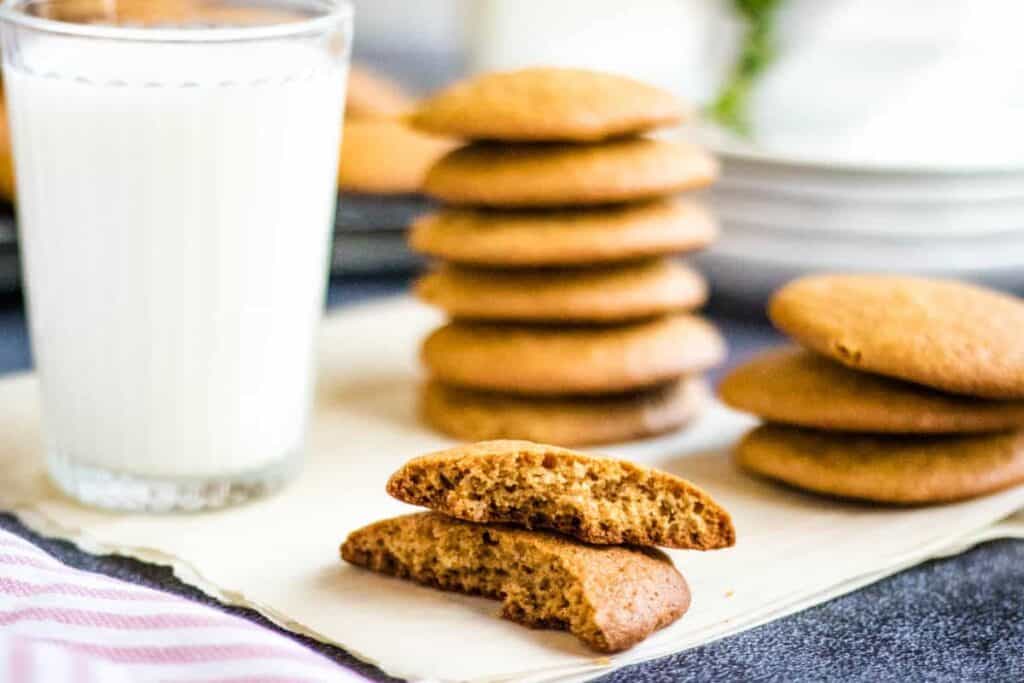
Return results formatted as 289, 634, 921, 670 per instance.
692, 137, 1024, 302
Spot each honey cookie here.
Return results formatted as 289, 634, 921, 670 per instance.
735, 424, 1024, 504
341, 512, 690, 652
338, 119, 457, 195
415, 259, 707, 323
420, 377, 707, 447
720, 347, 1024, 434
408, 199, 717, 267
421, 315, 725, 395
387, 439, 735, 549
769, 274, 1024, 399
409, 67, 685, 142
423, 138, 717, 208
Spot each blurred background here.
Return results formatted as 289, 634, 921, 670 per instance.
2, 0, 1024, 303
344, 0, 1024, 301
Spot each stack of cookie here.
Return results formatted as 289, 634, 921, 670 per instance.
339, 65, 457, 197
341, 440, 735, 652
406, 68, 725, 447
721, 274, 1024, 504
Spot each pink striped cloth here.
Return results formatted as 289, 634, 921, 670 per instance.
0, 529, 365, 683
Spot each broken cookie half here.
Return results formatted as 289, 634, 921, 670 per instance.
341, 512, 690, 653
386, 440, 735, 550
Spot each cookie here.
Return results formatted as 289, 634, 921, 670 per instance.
408, 199, 717, 267
420, 377, 708, 447
338, 119, 457, 195
720, 347, 1024, 434
769, 274, 1024, 399
387, 440, 735, 549
0, 94, 14, 202
735, 424, 1024, 504
421, 315, 725, 395
415, 259, 707, 323
409, 67, 685, 142
341, 512, 690, 652
423, 138, 718, 208
346, 65, 414, 120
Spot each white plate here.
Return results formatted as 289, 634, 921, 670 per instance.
714, 154, 1024, 204
698, 220, 1024, 301
696, 249, 1024, 303
712, 220, 1024, 271
695, 125, 1024, 177
711, 186, 1024, 238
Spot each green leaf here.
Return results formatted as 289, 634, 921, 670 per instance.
708, 0, 783, 136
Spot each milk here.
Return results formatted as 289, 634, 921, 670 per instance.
6, 40, 346, 480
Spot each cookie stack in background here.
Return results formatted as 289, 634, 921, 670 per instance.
722, 274, 1024, 504
406, 68, 726, 447
338, 65, 456, 197
334, 65, 458, 274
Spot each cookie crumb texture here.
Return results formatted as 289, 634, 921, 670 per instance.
340, 512, 691, 652
387, 441, 735, 550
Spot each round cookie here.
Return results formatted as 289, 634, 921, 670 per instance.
408, 199, 717, 267
409, 67, 685, 142
415, 259, 707, 323
338, 119, 457, 195
735, 424, 1024, 504
423, 138, 718, 208
720, 347, 1024, 434
421, 315, 725, 396
769, 275, 1024, 399
421, 377, 708, 447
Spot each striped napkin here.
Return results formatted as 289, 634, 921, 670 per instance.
0, 529, 363, 683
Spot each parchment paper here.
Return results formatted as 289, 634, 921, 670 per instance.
1, 297, 1022, 682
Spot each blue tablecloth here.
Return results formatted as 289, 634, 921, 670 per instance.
0, 277, 1021, 683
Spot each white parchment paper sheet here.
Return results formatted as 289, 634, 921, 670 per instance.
1, 298, 1022, 682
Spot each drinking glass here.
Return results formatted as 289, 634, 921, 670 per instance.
0, 0, 353, 511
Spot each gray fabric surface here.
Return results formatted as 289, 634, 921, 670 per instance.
0, 279, 1021, 682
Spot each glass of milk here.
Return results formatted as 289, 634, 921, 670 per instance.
0, 0, 352, 511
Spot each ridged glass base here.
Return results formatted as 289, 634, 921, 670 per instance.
46, 450, 303, 513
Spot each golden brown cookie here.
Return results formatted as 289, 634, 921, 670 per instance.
422, 315, 726, 395
420, 377, 707, 447
769, 274, 1024, 399
387, 439, 735, 550
415, 259, 707, 323
338, 119, 457, 195
423, 138, 718, 208
735, 424, 1024, 504
346, 65, 414, 120
409, 67, 685, 142
408, 199, 717, 267
720, 347, 1024, 434
0, 93, 14, 203
341, 512, 690, 652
